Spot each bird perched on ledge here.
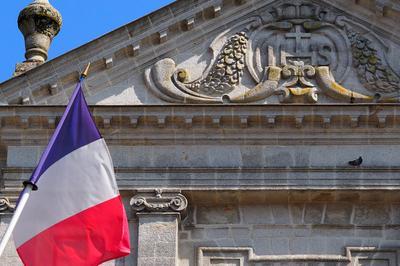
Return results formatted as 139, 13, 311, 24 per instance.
348, 156, 363, 166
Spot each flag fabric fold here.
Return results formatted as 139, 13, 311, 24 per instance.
13, 81, 130, 266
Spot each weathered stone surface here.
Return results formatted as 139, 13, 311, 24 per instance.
197, 206, 240, 224
392, 204, 400, 225
137, 214, 178, 266
353, 204, 391, 225
384, 227, 400, 240
231, 228, 250, 240
289, 237, 308, 254
270, 238, 290, 255
324, 204, 353, 225
304, 204, 325, 224
271, 204, 290, 224
241, 205, 273, 225
289, 204, 304, 224
205, 228, 230, 239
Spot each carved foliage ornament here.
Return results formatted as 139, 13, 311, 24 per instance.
187, 32, 248, 96
145, 1, 400, 104
346, 28, 400, 94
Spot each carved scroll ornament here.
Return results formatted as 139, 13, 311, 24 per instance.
130, 189, 188, 213
0, 197, 14, 214
145, 1, 400, 104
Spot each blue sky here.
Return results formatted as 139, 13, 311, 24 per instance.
0, 0, 175, 82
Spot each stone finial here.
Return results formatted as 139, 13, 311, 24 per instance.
14, 0, 62, 76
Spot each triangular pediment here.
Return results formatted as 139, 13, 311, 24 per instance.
1, 0, 400, 105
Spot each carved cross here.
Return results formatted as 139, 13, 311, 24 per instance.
285, 25, 311, 53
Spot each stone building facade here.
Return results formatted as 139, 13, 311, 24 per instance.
1, 0, 400, 265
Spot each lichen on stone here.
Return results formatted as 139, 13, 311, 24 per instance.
186, 31, 249, 96
346, 28, 400, 94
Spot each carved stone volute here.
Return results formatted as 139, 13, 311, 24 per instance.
130, 189, 188, 216
0, 197, 15, 214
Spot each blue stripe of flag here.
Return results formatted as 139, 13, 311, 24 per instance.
29, 81, 101, 185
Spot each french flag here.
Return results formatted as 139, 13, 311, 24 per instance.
13, 81, 130, 265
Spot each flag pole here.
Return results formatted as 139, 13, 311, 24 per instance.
0, 185, 33, 257
0, 63, 91, 258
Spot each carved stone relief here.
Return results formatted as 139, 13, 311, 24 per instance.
145, 0, 400, 104
197, 247, 400, 266
130, 189, 188, 214
346, 27, 400, 94
0, 197, 14, 214
186, 32, 249, 97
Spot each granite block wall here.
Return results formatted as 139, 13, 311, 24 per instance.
179, 192, 400, 265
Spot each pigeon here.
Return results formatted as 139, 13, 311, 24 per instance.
348, 156, 363, 166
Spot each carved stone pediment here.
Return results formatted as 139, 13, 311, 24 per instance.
145, 0, 400, 104
3, 0, 400, 106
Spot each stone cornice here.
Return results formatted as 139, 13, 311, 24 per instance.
1, 104, 400, 147
0, 104, 400, 146
0, 104, 398, 129
323, 0, 400, 37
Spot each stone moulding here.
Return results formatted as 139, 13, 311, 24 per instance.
197, 246, 400, 265
0, 104, 400, 144
0, 105, 400, 132
4, 167, 400, 192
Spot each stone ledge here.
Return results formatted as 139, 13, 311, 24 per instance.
3, 166, 400, 195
